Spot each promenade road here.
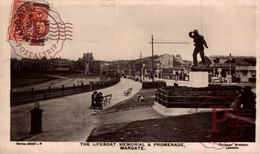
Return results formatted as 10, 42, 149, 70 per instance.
11, 78, 141, 141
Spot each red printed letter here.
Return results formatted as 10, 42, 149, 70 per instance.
210, 106, 229, 133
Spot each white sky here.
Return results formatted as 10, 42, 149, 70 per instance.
10, 0, 257, 61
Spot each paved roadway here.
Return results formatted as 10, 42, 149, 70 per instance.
11, 78, 141, 141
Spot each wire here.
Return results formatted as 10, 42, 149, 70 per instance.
148, 42, 189, 44
201, 0, 203, 33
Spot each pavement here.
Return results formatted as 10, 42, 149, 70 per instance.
11, 78, 141, 141
95, 107, 162, 125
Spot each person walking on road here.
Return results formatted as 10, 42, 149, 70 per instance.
189, 29, 209, 67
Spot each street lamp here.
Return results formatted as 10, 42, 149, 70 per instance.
229, 53, 232, 76
229, 53, 232, 84
142, 63, 146, 81
140, 53, 142, 83
156, 63, 160, 80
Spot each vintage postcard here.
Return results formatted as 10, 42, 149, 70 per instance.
0, 0, 259, 153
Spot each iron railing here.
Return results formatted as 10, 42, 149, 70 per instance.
11, 78, 120, 106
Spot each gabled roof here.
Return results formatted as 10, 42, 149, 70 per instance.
210, 55, 256, 67
235, 58, 255, 66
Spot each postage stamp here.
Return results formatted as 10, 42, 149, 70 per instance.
187, 91, 255, 150
8, 0, 73, 60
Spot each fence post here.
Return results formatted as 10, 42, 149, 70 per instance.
49, 86, 51, 99
160, 89, 163, 104
166, 89, 170, 107
73, 84, 75, 94
89, 82, 93, 91
109, 80, 111, 86
155, 88, 158, 102
31, 88, 34, 102
62, 85, 64, 97
155, 89, 157, 102
101, 81, 104, 88
81, 83, 84, 92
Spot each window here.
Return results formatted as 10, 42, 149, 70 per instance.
252, 71, 256, 78
214, 58, 220, 63
241, 70, 248, 76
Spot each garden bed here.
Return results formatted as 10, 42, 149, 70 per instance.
96, 89, 156, 114
155, 85, 242, 108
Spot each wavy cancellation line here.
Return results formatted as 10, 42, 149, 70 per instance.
228, 120, 250, 125
49, 34, 73, 37
49, 22, 73, 25
228, 123, 252, 128
49, 26, 73, 29
49, 30, 73, 33
48, 38, 72, 41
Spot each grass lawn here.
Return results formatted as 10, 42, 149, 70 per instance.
87, 112, 255, 142
11, 73, 58, 88
11, 73, 100, 89
98, 89, 156, 114
11, 78, 53, 88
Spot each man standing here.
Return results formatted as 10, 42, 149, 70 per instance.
189, 29, 209, 66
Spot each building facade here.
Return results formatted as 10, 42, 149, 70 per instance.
209, 55, 256, 83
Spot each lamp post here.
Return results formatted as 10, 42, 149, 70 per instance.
156, 63, 160, 80
229, 53, 232, 84
151, 35, 154, 83
142, 63, 146, 81
229, 53, 232, 76
140, 53, 142, 83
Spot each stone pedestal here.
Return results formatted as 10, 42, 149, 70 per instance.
189, 71, 208, 87
153, 101, 214, 117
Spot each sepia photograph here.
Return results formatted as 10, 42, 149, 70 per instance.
0, 0, 259, 153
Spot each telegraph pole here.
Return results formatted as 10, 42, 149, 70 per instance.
148, 35, 189, 83
151, 35, 154, 83
140, 52, 142, 83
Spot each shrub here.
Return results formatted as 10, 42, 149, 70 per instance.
142, 81, 166, 89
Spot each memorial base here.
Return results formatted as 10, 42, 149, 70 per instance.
153, 101, 216, 117
189, 71, 208, 87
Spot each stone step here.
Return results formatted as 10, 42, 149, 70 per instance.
158, 101, 231, 108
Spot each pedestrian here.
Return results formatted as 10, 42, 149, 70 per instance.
230, 90, 242, 109
90, 91, 97, 109
96, 92, 103, 110
208, 73, 212, 83
189, 29, 209, 67
240, 86, 256, 109
240, 86, 256, 118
